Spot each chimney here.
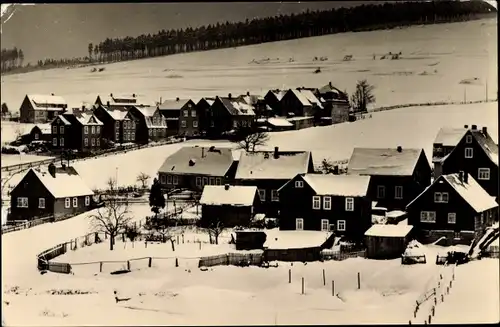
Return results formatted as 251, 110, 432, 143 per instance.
329, 81, 332, 87
176, 97, 180, 102
107, 101, 110, 107
110, 93, 113, 97
228, 93, 232, 99
458, 171, 464, 183
48, 163, 56, 178
51, 93, 55, 96
247, 91, 250, 96
397, 146, 402, 153
224, 184, 230, 190
201, 147, 205, 158
464, 171, 469, 184
132, 93, 136, 98
274, 146, 279, 159
482, 126, 487, 135
159, 97, 162, 104
471, 124, 477, 130
464, 124, 468, 129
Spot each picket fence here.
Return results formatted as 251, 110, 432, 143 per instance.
198, 252, 263, 268
2, 216, 54, 234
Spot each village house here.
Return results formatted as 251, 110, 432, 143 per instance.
50, 111, 104, 152
264, 89, 287, 117
157, 146, 238, 192
234, 148, 314, 217
208, 95, 256, 136
19, 94, 68, 123
365, 224, 414, 259
196, 97, 216, 136
28, 124, 52, 143
279, 88, 323, 118
93, 105, 136, 144
126, 105, 168, 144
158, 98, 199, 137
316, 82, 350, 124
406, 171, 498, 245
237, 92, 273, 119
94, 93, 152, 108
433, 124, 498, 201
8, 163, 95, 222
347, 146, 432, 210
199, 184, 260, 228
277, 174, 372, 240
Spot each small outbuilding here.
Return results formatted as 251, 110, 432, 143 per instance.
365, 224, 414, 259
235, 229, 267, 250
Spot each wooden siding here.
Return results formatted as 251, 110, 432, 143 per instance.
200, 205, 253, 228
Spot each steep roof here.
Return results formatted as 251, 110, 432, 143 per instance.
218, 97, 256, 116
52, 114, 71, 126
300, 174, 371, 197
134, 106, 158, 118
27, 94, 67, 111
238, 94, 264, 105
158, 99, 191, 111
317, 83, 349, 100
99, 105, 131, 121
235, 150, 311, 180
471, 130, 499, 166
365, 224, 413, 238
196, 97, 216, 106
32, 124, 52, 134
72, 112, 104, 126
96, 94, 152, 107
158, 146, 235, 176
19, 167, 94, 199
200, 185, 258, 206
298, 89, 323, 108
267, 89, 287, 101
347, 147, 425, 176
267, 117, 293, 127
407, 173, 498, 213
290, 89, 313, 107
434, 127, 467, 146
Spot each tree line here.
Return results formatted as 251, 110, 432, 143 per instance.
1, 47, 24, 72
88, 1, 493, 64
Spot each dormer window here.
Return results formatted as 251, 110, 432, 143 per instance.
466, 135, 473, 144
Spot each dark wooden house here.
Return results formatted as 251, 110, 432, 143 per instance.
234, 147, 314, 217
264, 89, 287, 117
434, 125, 499, 201
127, 106, 168, 144
406, 171, 498, 245
95, 93, 152, 108
237, 92, 273, 119
29, 124, 52, 143
93, 105, 136, 144
9, 164, 95, 222
347, 146, 432, 211
19, 94, 68, 123
208, 95, 256, 136
158, 98, 199, 137
279, 88, 323, 118
199, 184, 260, 227
432, 126, 468, 176
365, 224, 414, 259
50, 111, 104, 152
316, 82, 350, 124
278, 174, 372, 241
157, 146, 237, 192
196, 97, 216, 136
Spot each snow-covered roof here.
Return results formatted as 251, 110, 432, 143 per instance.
158, 99, 191, 111
27, 94, 67, 111
471, 130, 499, 166
73, 112, 104, 126
407, 173, 498, 213
317, 83, 349, 100
386, 210, 406, 218
434, 127, 467, 146
290, 89, 313, 107
96, 94, 153, 107
264, 229, 331, 249
298, 174, 371, 196
18, 168, 94, 199
32, 124, 52, 134
200, 185, 258, 206
235, 150, 311, 180
54, 115, 72, 126
135, 106, 158, 117
365, 224, 413, 238
347, 147, 425, 176
158, 146, 235, 176
238, 94, 264, 105
196, 97, 216, 106
299, 89, 324, 108
268, 117, 293, 127
267, 90, 287, 101
219, 98, 256, 116
100, 106, 130, 121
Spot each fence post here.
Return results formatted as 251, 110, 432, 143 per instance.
122, 233, 125, 242
441, 294, 444, 303
301, 277, 305, 295
289, 269, 291, 283
148, 257, 152, 267
332, 280, 335, 296
100, 262, 103, 273
182, 234, 184, 244
127, 261, 130, 271
175, 258, 179, 267
323, 269, 326, 286
357, 272, 361, 289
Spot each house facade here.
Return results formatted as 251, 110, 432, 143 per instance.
9, 164, 95, 221
234, 148, 314, 217
316, 82, 350, 124
158, 98, 199, 137
157, 146, 237, 192
347, 147, 432, 210
264, 89, 286, 117
127, 106, 168, 144
278, 174, 372, 241
196, 97, 216, 136
19, 94, 68, 123
437, 125, 499, 201
199, 185, 260, 228
208, 95, 256, 137
29, 124, 52, 143
50, 112, 104, 152
280, 88, 323, 118
406, 172, 498, 245
93, 105, 136, 144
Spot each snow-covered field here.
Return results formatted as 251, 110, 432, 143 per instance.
1, 154, 54, 167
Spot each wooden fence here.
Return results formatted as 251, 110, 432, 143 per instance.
198, 252, 263, 268
2, 216, 54, 234
321, 249, 366, 261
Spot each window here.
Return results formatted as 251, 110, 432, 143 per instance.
196, 177, 202, 187
115, 132, 119, 141
454, 231, 461, 239
296, 218, 304, 231
85, 196, 90, 206
377, 185, 386, 199
34, 133, 39, 140
17, 197, 28, 208
193, 121, 198, 128
183, 110, 188, 117
448, 213, 456, 224
271, 190, 279, 202
38, 198, 45, 209
209, 177, 215, 185
478, 168, 490, 180
72, 197, 78, 207
91, 126, 95, 134
323, 196, 331, 210
148, 129, 152, 136
466, 135, 473, 143
215, 178, 222, 185
52, 126, 57, 134
295, 180, 304, 188
203, 177, 209, 185
96, 138, 100, 146
395, 186, 403, 199
210, 121, 215, 127
321, 219, 329, 232
181, 121, 187, 128
420, 211, 436, 223
312, 196, 321, 210
233, 121, 238, 128
53, 138, 57, 146
160, 174, 166, 184
96, 126, 101, 133
173, 175, 179, 185
65, 198, 71, 208
153, 129, 157, 137
465, 147, 473, 158
60, 138, 64, 147
167, 175, 172, 184
84, 126, 89, 134
337, 220, 346, 232
60, 126, 64, 134
345, 197, 354, 211
434, 192, 449, 203
115, 121, 120, 128
91, 138, 95, 146
191, 110, 196, 117
84, 138, 88, 146
258, 189, 266, 201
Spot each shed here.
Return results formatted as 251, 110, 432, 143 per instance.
365, 224, 414, 259
235, 229, 267, 250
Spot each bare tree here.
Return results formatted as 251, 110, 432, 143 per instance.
351, 79, 376, 113
206, 219, 225, 245
136, 172, 150, 189
232, 121, 269, 152
106, 177, 117, 194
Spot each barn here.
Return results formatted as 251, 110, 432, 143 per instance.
365, 224, 414, 259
